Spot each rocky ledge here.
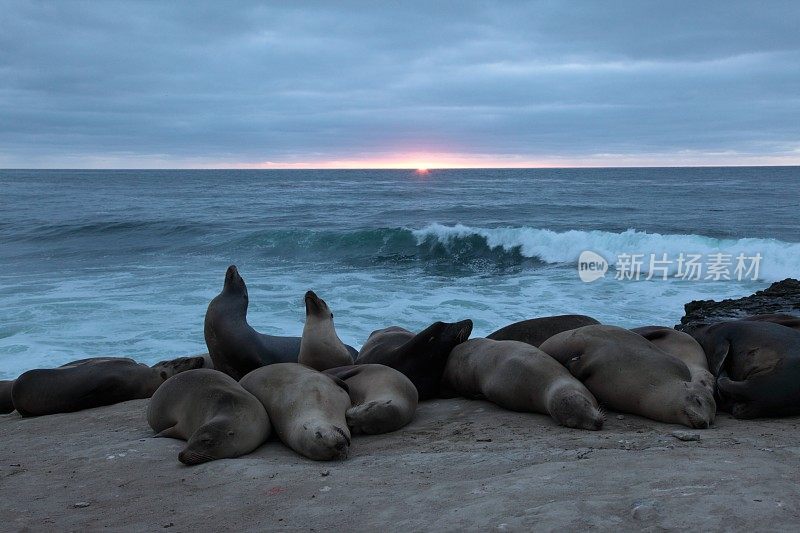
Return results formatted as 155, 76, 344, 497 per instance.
676, 278, 800, 331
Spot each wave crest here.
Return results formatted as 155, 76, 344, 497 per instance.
411, 223, 798, 280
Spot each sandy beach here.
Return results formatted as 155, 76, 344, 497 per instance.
2, 397, 800, 531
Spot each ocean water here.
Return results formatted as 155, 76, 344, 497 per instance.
1, 167, 798, 379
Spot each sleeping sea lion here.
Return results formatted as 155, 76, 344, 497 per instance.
147, 368, 270, 465
540, 325, 715, 428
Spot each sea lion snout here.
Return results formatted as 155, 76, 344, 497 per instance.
222, 265, 247, 295
549, 388, 604, 431
309, 424, 351, 460
178, 447, 216, 466
682, 390, 716, 428
304, 290, 327, 315
442, 319, 474, 345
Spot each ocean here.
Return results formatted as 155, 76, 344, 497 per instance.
1, 167, 798, 379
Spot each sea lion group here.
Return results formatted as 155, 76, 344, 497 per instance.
2, 265, 800, 466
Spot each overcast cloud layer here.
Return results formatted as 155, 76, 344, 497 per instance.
1, 1, 799, 167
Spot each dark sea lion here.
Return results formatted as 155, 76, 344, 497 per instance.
487, 314, 600, 347
739, 313, 800, 331
631, 326, 714, 395
324, 364, 418, 434
204, 266, 356, 379
151, 354, 209, 374
689, 321, 800, 419
11, 356, 197, 417
355, 319, 473, 400
298, 291, 353, 371
444, 338, 604, 430
241, 363, 351, 461
147, 369, 270, 465
540, 325, 715, 428
0, 380, 14, 414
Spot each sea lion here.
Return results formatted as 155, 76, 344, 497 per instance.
240, 363, 351, 461
324, 364, 418, 434
0, 380, 14, 414
355, 319, 473, 400
631, 326, 715, 395
153, 352, 214, 369
689, 321, 800, 419
298, 291, 353, 371
147, 369, 270, 465
739, 313, 800, 331
487, 314, 600, 347
204, 266, 357, 379
151, 354, 209, 374
11, 356, 199, 417
540, 325, 715, 428
444, 338, 604, 430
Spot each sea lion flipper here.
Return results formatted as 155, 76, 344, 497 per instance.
716, 376, 752, 401
154, 425, 182, 439
324, 366, 363, 381
707, 339, 731, 377
324, 374, 350, 394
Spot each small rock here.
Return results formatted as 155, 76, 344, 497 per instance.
476, 438, 492, 442
631, 500, 657, 520
320, 486, 331, 492
320, 470, 330, 477
73, 502, 91, 509
671, 431, 701, 442
616, 415, 625, 420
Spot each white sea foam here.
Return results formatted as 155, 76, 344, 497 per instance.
412, 223, 799, 281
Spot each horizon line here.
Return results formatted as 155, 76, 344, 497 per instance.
2, 163, 799, 171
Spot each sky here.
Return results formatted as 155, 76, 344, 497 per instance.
1, 1, 799, 168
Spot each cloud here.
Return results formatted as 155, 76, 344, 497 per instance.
0, 0, 798, 167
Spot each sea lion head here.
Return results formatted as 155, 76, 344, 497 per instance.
304, 290, 333, 321
548, 386, 605, 431
676, 382, 716, 429
435, 319, 473, 353
179, 420, 238, 466
222, 265, 248, 300
151, 356, 206, 380
301, 422, 351, 461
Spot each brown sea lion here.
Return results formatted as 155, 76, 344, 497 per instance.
204, 266, 357, 379
240, 363, 351, 461
147, 368, 270, 465
444, 338, 604, 430
540, 325, 715, 428
325, 364, 418, 434
11, 356, 203, 417
487, 314, 600, 347
298, 291, 353, 371
631, 326, 714, 395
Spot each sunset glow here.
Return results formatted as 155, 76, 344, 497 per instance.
226, 152, 562, 170
207, 150, 800, 171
